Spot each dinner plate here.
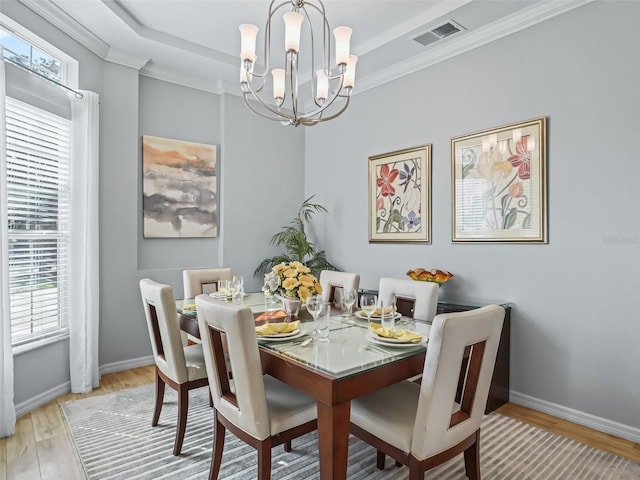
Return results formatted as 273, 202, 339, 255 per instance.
257, 329, 302, 340
365, 331, 427, 347
355, 311, 402, 321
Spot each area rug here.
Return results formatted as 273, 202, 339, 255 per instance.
62, 384, 640, 480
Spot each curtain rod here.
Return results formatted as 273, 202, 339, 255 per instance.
4, 57, 84, 99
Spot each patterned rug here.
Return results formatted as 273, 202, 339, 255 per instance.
62, 384, 640, 479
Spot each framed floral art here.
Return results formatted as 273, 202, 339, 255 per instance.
368, 145, 431, 243
451, 117, 547, 243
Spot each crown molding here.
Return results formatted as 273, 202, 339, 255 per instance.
18, 0, 110, 58
19, 0, 156, 71
355, 0, 594, 95
139, 63, 228, 95
104, 0, 236, 66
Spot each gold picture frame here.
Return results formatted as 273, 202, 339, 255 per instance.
451, 117, 547, 243
368, 145, 431, 243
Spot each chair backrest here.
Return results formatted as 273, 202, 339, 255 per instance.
139, 278, 188, 383
319, 270, 360, 303
195, 294, 271, 441
183, 268, 233, 298
411, 304, 505, 459
378, 277, 438, 322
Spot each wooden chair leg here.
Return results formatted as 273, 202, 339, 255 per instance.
208, 389, 213, 408
257, 439, 272, 480
173, 384, 189, 456
376, 450, 385, 470
409, 456, 424, 480
463, 431, 481, 480
209, 414, 226, 480
283, 440, 292, 452
152, 371, 165, 427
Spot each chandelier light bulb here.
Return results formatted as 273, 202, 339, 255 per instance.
316, 69, 329, 102
343, 55, 358, 89
283, 12, 304, 53
239, 24, 259, 62
333, 26, 352, 66
272, 68, 286, 101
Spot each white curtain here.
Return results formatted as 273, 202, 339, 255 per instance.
69, 91, 100, 393
0, 49, 17, 437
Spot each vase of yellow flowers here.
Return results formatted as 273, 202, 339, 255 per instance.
263, 261, 322, 319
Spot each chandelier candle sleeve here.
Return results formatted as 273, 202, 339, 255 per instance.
283, 12, 304, 52
316, 70, 328, 102
272, 69, 286, 101
333, 26, 352, 66
239, 24, 259, 62
343, 55, 358, 88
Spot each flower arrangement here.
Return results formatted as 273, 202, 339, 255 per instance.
262, 261, 322, 302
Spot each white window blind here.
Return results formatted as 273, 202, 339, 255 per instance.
5, 96, 71, 346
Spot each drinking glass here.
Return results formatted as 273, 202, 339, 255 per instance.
282, 297, 301, 320
306, 294, 323, 335
218, 279, 231, 301
380, 300, 395, 331
360, 293, 377, 327
315, 302, 331, 343
341, 289, 357, 323
231, 275, 244, 304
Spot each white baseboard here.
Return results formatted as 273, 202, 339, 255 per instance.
510, 390, 640, 443
98, 355, 154, 375
15, 381, 71, 417
15, 355, 155, 418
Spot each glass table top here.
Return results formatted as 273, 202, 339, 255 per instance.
177, 293, 430, 380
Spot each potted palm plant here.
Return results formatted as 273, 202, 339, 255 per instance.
254, 195, 339, 281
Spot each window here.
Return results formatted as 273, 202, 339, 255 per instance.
6, 97, 71, 347
0, 27, 63, 83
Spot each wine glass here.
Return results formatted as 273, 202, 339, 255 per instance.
360, 293, 377, 327
341, 289, 357, 324
306, 294, 323, 336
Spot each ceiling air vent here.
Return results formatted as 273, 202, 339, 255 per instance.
413, 19, 465, 47
413, 31, 440, 47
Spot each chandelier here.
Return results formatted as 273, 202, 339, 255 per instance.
239, 0, 357, 127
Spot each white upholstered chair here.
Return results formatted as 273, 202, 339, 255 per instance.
319, 270, 360, 304
378, 277, 439, 322
139, 278, 210, 456
195, 295, 318, 480
182, 268, 233, 345
349, 305, 505, 480
183, 268, 233, 298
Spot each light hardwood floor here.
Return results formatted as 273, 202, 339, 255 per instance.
1, 365, 639, 479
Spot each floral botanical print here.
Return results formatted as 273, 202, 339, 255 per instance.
375, 157, 422, 234
461, 135, 534, 231
452, 117, 546, 243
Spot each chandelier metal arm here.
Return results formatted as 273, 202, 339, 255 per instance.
300, 95, 351, 126
242, 92, 296, 124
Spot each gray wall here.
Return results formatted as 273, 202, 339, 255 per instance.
305, 1, 640, 433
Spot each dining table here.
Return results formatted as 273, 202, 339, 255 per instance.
177, 292, 432, 480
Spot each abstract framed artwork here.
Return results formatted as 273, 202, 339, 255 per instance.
142, 135, 218, 238
368, 144, 431, 243
451, 117, 547, 243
